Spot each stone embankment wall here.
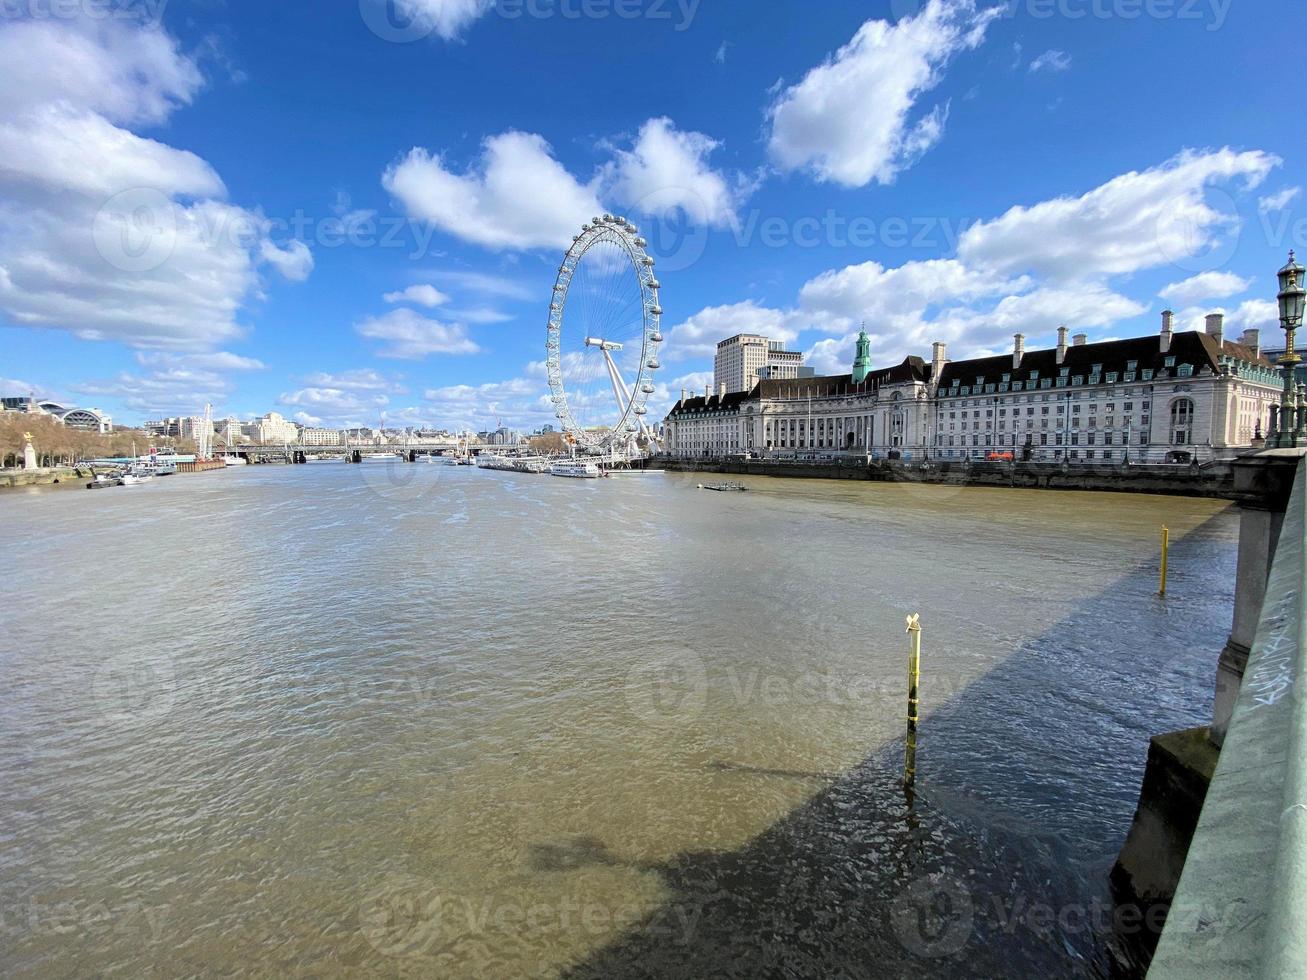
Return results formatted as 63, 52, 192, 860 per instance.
0, 467, 90, 489
659, 457, 1237, 498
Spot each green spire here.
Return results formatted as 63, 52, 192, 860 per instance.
851, 326, 872, 383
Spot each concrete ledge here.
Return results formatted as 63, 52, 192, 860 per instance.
1149, 455, 1307, 977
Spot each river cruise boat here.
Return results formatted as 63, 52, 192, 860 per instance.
550, 460, 602, 479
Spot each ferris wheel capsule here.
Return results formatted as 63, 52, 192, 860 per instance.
634, 237, 647, 247
651, 331, 664, 343
648, 279, 661, 289
650, 305, 662, 316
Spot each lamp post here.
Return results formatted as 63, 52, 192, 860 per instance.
1276, 251, 1306, 447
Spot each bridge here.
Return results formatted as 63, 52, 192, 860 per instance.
1111, 447, 1307, 975
228, 443, 528, 464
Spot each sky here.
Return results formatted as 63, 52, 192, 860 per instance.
0, 0, 1297, 432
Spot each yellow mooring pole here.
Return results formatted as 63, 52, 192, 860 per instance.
905, 614, 922, 792
1159, 526, 1170, 597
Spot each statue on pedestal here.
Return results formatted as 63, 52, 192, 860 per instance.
22, 432, 37, 470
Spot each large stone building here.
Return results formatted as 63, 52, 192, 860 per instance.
714, 333, 806, 394
664, 312, 1281, 463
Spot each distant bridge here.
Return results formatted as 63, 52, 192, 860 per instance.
229, 443, 529, 464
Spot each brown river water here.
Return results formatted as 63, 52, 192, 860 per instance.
0, 462, 1236, 977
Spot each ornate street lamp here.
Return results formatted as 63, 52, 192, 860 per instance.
1275, 251, 1306, 447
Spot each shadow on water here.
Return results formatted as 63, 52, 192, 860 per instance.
541, 512, 1235, 979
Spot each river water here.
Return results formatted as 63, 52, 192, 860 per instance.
1, 462, 1236, 977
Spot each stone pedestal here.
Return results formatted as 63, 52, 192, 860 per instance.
22, 440, 36, 470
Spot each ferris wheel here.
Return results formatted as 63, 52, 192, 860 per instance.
547, 214, 663, 454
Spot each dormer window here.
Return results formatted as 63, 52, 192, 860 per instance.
1092, 363, 1103, 374
1029, 371, 1040, 381
1126, 360, 1138, 372
1164, 356, 1176, 368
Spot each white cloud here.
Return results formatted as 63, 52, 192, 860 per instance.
714, 42, 729, 64
662, 301, 798, 361
1259, 186, 1301, 214
957, 147, 1279, 281
355, 308, 481, 359
259, 239, 314, 282
1159, 270, 1252, 305
423, 376, 554, 430
386, 119, 746, 250
798, 258, 1026, 335
74, 367, 235, 417
292, 410, 323, 427
765, 0, 999, 187
448, 306, 512, 323
1028, 49, 1071, 73
603, 117, 741, 228
383, 131, 604, 251
278, 385, 390, 427
424, 269, 534, 300
135, 350, 267, 372
0, 16, 312, 351
384, 0, 494, 41
299, 369, 399, 391
384, 283, 451, 307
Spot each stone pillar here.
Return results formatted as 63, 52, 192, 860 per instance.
1211, 448, 1307, 745
23, 435, 37, 470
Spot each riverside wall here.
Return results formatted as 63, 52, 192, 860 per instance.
659, 457, 1239, 498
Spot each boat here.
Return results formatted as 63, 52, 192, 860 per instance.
513, 458, 550, 474
86, 472, 123, 490
550, 460, 602, 479
223, 455, 248, 467
361, 452, 395, 460
120, 472, 152, 486
699, 482, 748, 492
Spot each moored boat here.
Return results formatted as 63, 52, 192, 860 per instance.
550, 460, 602, 479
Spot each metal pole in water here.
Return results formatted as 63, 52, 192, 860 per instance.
1159, 526, 1170, 597
905, 614, 922, 792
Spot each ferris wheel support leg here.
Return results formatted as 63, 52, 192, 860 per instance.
601, 348, 633, 418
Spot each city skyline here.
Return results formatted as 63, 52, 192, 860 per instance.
1, 0, 1299, 432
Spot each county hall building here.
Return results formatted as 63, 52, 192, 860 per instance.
661, 312, 1282, 463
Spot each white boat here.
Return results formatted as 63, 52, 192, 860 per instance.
361, 452, 395, 460
120, 472, 152, 486
223, 455, 247, 466
514, 458, 550, 474
550, 460, 602, 479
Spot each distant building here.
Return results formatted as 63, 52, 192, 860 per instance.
299, 427, 344, 446
214, 418, 243, 444
2, 395, 112, 433
246, 412, 299, 445
665, 314, 1282, 463
714, 333, 805, 394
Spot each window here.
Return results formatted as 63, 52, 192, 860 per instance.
1170, 398, 1194, 445
1164, 357, 1176, 368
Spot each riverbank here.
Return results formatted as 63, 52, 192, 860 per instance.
0, 460, 228, 490
0, 467, 92, 490
660, 457, 1238, 498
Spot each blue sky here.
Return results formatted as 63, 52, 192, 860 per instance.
0, 0, 1296, 431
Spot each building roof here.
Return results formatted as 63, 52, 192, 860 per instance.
935, 330, 1271, 393
668, 356, 927, 417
